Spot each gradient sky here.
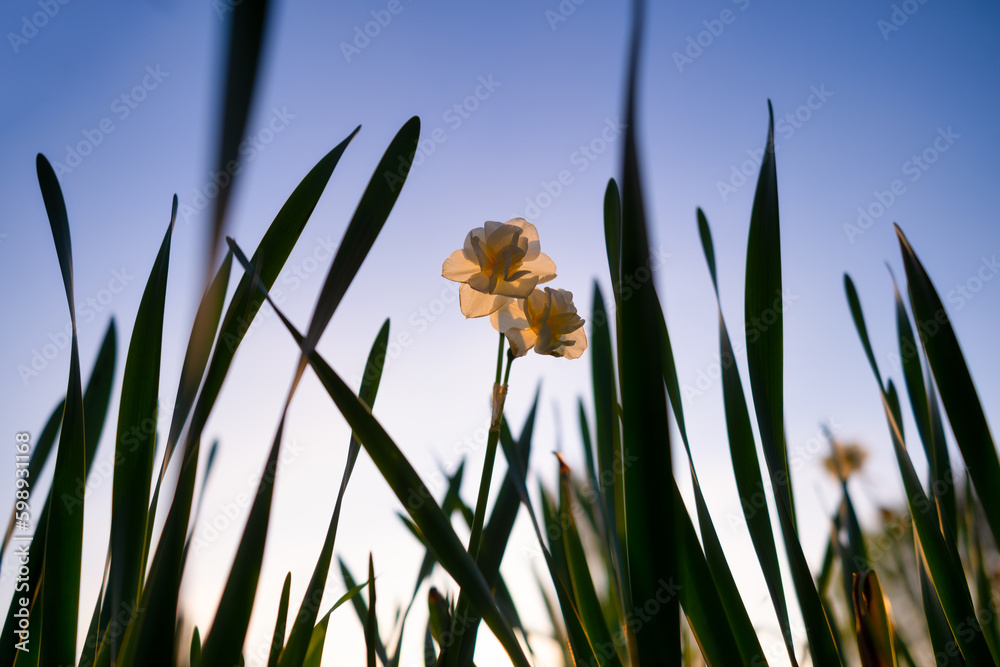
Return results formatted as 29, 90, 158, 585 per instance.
2, 0, 999, 664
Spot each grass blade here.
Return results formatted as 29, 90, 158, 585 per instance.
366, 555, 378, 667
1, 319, 116, 666
895, 224, 1000, 545
229, 246, 530, 667
697, 208, 798, 665
106, 199, 175, 662
280, 321, 390, 667
206, 0, 271, 280
845, 278, 995, 663
616, 1, 677, 662
34, 153, 87, 667
268, 573, 292, 667
743, 101, 793, 526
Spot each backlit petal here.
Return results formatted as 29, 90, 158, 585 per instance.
521, 253, 556, 284
463, 228, 486, 263
442, 249, 479, 283
504, 327, 538, 358
560, 325, 588, 359
493, 274, 539, 298
506, 218, 542, 260
460, 283, 511, 318
491, 299, 529, 333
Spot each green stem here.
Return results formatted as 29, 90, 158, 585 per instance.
468, 335, 509, 560
442, 338, 512, 667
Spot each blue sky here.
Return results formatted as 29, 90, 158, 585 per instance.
1, 0, 999, 664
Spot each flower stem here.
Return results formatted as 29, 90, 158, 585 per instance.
468, 334, 509, 561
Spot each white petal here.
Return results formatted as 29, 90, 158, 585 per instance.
560, 325, 588, 359
463, 228, 486, 263
460, 283, 511, 318
506, 218, 541, 261
493, 274, 539, 298
521, 252, 556, 284
505, 327, 537, 358
490, 300, 529, 333
442, 249, 479, 282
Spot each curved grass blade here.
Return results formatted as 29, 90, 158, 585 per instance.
698, 209, 799, 666
106, 199, 175, 663
743, 101, 794, 527
34, 153, 87, 667
894, 224, 1000, 545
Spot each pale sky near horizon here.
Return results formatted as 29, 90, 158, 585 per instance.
1, 0, 999, 664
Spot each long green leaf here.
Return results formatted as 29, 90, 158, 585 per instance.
654, 285, 766, 665
616, 1, 677, 663
206, 0, 271, 280
454, 393, 539, 664
697, 208, 798, 666
268, 573, 292, 667
743, 101, 793, 525
895, 224, 1000, 545
106, 198, 175, 663
557, 457, 622, 667
845, 278, 996, 663
365, 555, 378, 667
280, 321, 390, 667
35, 153, 87, 667
2, 319, 116, 666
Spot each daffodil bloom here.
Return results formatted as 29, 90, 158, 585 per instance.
491, 287, 587, 359
442, 218, 556, 318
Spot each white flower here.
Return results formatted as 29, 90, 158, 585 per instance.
490, 287, 587, 359
442, 218, 556, 318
